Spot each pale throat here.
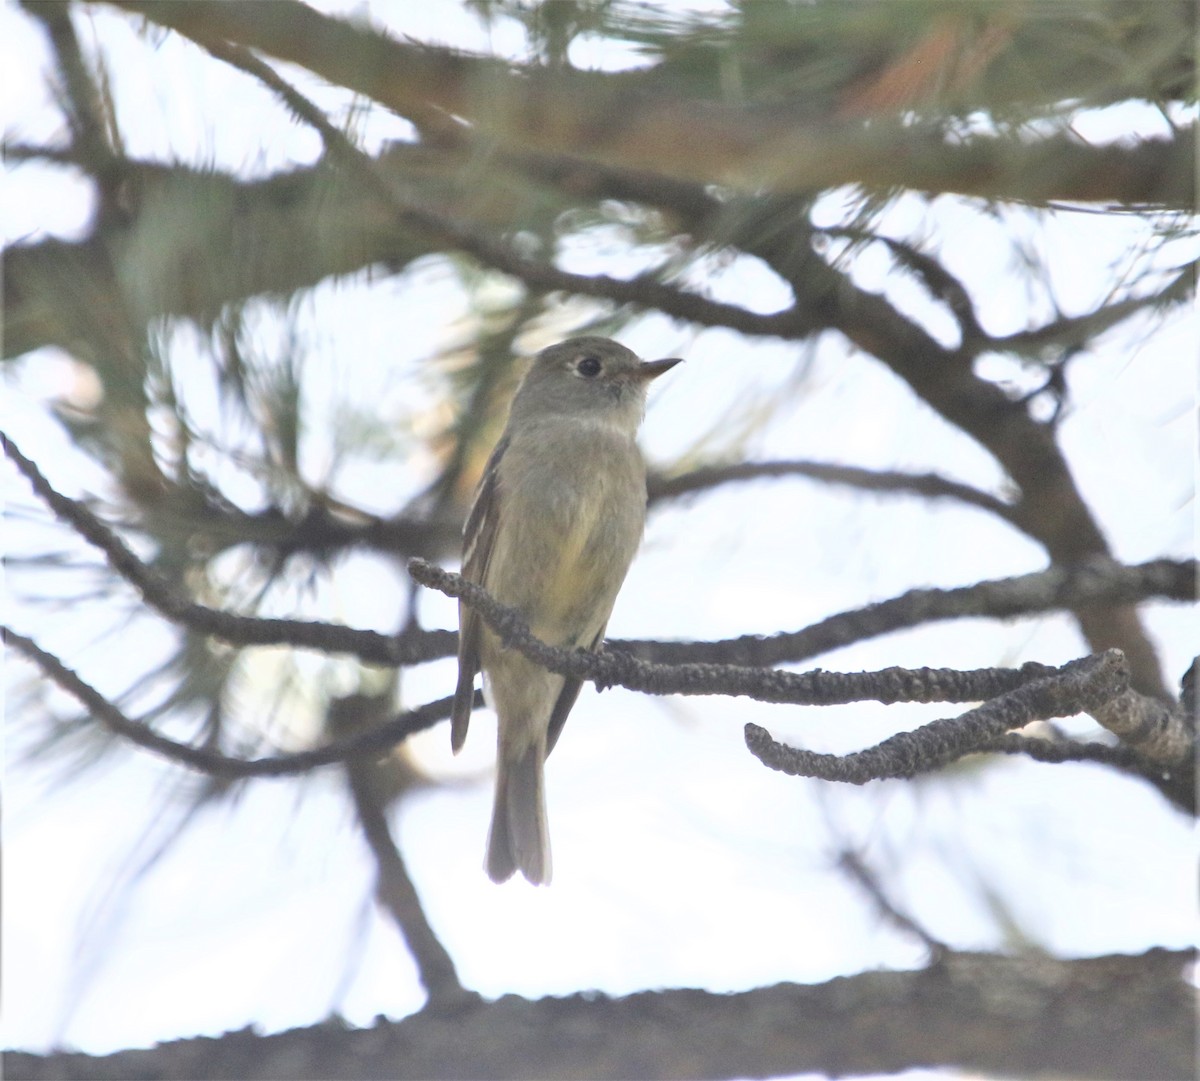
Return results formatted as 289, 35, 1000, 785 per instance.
561, 401, 643, 441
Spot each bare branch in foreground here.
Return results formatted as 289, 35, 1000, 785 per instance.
409, 558, 1193, 810
743, 649, 1131, 783
7, 947, 1190, 1080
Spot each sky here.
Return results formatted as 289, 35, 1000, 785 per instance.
2, 0, 1196, 1071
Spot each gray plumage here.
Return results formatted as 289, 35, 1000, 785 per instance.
451, 337, 680, 884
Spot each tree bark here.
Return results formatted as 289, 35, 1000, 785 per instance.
6, 949, 1191, 1081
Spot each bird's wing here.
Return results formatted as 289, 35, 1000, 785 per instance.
545, 622, 607, 757
450, 435, 508, 753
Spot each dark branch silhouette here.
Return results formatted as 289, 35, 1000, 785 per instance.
109, 0, 1196, 208
185, 32, 815, 341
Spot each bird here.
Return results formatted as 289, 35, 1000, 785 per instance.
450, 336, 681, 884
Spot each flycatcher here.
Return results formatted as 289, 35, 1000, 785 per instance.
451, 337, 681, 884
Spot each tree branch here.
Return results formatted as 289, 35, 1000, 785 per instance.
743, 649, 1133, 783
986, 262, 1196, 360
648, 459, 1020, 524
103, 0, 1196, 209
7, 949, 1191, 1080
1, 626, 474, 778
9, 433, 1193, 680
739, 643, 1200, 815
1089, 685, 1195, 764
22, 0, 116, 174
982, 729, 1194, 814
2, 434, 452, 666
187, 37, 808, 338
330, 693, 475, 1007
804, 250, 1171, 698
619, 558, 1196, 667
407, 561, 1141, 720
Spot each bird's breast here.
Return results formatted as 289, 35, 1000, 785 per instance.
487, 424, 647, 646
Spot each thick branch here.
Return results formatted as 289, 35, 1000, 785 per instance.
1090, 686, 1195, 764
7, 949, 1191, 1080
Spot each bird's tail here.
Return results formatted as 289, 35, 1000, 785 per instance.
486, 739, 551, 885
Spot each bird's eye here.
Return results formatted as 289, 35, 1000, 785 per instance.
576, 355, 602, 378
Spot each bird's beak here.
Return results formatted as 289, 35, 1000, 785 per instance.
636, 357, 683, 382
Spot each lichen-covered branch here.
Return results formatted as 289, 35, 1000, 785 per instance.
739, 648, 1200, 815
1090, 685, 1195, 764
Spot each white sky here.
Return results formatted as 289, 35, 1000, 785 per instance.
2, 1, 1196, 1072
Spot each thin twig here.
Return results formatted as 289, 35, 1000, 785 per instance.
836, 847, 948, 958
331, 694, 475, 1005
3, 626, 472, 777
649, 459, 1020, 524
2, 434, 450, 665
